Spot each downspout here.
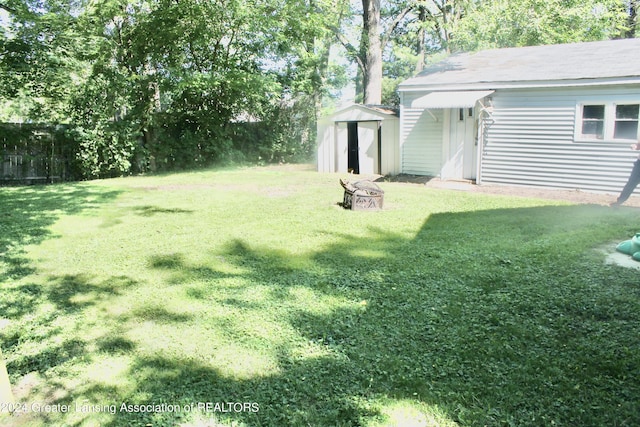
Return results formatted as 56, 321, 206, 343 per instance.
399, 92, 405, 174
377, 121, 382, 175
476, 98, 495, 185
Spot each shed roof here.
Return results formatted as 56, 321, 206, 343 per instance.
325, 104, 399, 122
399, 38, 640, 91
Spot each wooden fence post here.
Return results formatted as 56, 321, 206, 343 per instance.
0, 347, 14, 413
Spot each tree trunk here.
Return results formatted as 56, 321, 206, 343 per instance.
361, 0, 382, 105
625, 0, 639, 38
416, 5, 427, 73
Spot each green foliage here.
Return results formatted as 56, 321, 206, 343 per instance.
0, 2, 84, 122
69, 121, 140, 179
451, 0, 630, 51
1, 0, 333, 177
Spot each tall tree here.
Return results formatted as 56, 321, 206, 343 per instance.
622, 0, 639, 37
451, 0, 630, 51
411, 0, 469, 54
331, 0, 413, 105
384, 0, 469, 76
361, 0, 382, 104
64, 0, 339, 175
0, 0, 85, 122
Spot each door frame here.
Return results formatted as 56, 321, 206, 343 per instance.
335, 120, 382, 174
347, 122, 360, 174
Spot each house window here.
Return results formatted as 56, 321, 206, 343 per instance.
614, 104, 639, 140
577, 103, 640, 141
581, 105, 605, 139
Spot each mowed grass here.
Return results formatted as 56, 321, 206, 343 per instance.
1, 165, 639, 427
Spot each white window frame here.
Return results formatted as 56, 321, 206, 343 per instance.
575, 102, 640, 142
613, 103, 640, 140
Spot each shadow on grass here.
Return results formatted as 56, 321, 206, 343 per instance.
1, 274, 140, 381
4, 203, 640, 426
0, 184, 125, 406
72, 204, 636, 427
148, 253, 234, 286
0, 274, 136, 320
0, 184, 122, 283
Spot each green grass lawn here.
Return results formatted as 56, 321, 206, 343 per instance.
1, 165, 639, 427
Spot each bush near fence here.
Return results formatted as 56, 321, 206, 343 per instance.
1, 118, 314, 184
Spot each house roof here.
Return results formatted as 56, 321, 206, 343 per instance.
399, 38, 640, 91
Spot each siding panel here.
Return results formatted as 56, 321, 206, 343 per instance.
481, 87, 640, 193
401, 108, 443, 175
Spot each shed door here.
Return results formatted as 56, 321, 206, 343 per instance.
356, 121, 379, 175
335, 123, 349, 173
443, 107, 477, 180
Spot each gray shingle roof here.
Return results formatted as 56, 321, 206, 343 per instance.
399, 38, 640, 90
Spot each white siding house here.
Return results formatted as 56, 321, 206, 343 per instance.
398, 38, 640, 194
317, 104, 399, 175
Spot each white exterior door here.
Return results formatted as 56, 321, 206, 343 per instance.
335, 122, 349, 173
442, 108, 477, 180
357, 121, 379, 175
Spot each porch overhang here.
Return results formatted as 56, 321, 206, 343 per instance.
411, 90, 495, 109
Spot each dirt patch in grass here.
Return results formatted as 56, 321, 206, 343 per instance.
596, 242, 640, 271
377, 174, 640, 207
470, 183, 638, 207
137, 183, 217, 191
139, 183, 295, 198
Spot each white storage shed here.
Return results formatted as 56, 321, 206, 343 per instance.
317, 104, 399, 175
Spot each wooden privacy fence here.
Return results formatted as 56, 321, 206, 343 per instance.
0, 123, 71, 184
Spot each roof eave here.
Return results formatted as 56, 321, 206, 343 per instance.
398, 76, 640, 93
